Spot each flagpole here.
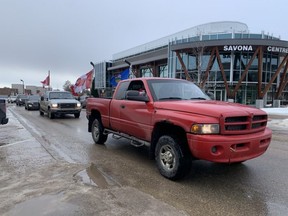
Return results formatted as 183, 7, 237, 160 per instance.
48, 70, 50, 90
90, 61, 95, 89
124, 60, 131, 77
90, 62, 96, 96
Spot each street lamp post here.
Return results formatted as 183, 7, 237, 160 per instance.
124, 59, 132, 77
90, 61, 98, 97
20, 79, 24, 94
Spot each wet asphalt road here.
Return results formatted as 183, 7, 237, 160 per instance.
1, 104, 288, 215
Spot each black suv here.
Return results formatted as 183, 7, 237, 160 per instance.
15, 94, 28, 106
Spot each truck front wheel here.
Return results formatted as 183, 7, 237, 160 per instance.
91, 118, 107, 145
155, 135, 191, 180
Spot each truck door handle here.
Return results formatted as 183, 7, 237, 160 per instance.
120, 105, 125, 109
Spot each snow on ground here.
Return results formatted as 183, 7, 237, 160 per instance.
261, 107, 288, 116
261, 107, 288, 129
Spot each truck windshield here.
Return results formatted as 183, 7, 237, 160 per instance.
147, 79, 210, 101
49, 92, 74, 99
28, 95, 40, 100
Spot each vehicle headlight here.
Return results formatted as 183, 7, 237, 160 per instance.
191, 124, 219, 134
51, 103, 58, 108
77, 102, 81, 108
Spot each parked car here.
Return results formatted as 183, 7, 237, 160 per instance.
25, 95, 40, 110
15, 94, 28, 106
7, 95, 17, 103
0, 99, 8, 125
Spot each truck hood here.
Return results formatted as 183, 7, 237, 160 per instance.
154, 100, 267, 118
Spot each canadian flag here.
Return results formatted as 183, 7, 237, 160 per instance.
41, 75, 50, 86
72, 70, 93, 94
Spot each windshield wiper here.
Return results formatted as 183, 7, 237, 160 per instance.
159, 97, 183, 100
190, 97, 207, 100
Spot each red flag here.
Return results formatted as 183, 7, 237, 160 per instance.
70, 85, 78, 96
72, 70, 93, 93
41, 75, 50, 86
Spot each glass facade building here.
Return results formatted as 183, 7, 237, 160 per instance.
101, 22, 288, 106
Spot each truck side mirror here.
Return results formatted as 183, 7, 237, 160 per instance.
126, 90, 149, 102
40, 96, 44, 101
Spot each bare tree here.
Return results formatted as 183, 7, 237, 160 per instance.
63, 80, 72, 92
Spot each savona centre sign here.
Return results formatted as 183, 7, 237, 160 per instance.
223, 45, 253, 51
223, 45, 288, 53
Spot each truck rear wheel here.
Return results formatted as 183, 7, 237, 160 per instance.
155, 135, 191, 180
91, 118, 107, 145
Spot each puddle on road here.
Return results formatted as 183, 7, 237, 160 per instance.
74, 162, 120, 188
8, 194, 79, 216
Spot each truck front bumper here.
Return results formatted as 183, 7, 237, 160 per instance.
187, 128, 272, 163
50, 108, 81, 115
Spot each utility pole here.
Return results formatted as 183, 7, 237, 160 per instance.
20, 79, 25, 94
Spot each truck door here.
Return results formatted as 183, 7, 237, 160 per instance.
110, 80, 153, 141
109, 81, 129, 132
40, 92, 49, 112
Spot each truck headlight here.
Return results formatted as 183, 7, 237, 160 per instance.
191, 124, 219, 134
51, 103, 58, 108
77, 102, 81, 108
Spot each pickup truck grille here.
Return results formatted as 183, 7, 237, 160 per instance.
59, 103, 76, 109
221, 114, 268, 135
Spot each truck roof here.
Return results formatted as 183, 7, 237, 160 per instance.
120, 77, 182, 82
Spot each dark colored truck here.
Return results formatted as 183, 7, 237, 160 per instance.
86, 78, 272, 180
0, 99, 9, 125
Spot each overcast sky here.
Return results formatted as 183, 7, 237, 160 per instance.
0, 0, 287, 90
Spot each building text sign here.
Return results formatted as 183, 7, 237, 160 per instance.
223, 45, 288, 53
223, 45, 253, 51
267, 46, 288, 53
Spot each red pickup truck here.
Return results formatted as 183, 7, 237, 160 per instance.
86, 78, 272, 180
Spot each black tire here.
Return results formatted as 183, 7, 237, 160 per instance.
91, 118, 107, 145
155, 135, 191, 180
74, 113, 80, 118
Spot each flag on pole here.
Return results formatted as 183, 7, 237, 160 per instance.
41, 75, 50, 86
72, 70, 93, 94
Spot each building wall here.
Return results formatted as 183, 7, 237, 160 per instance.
0, 88, 18, 97
12, 84, 24, 94
99, 22, 288, 106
